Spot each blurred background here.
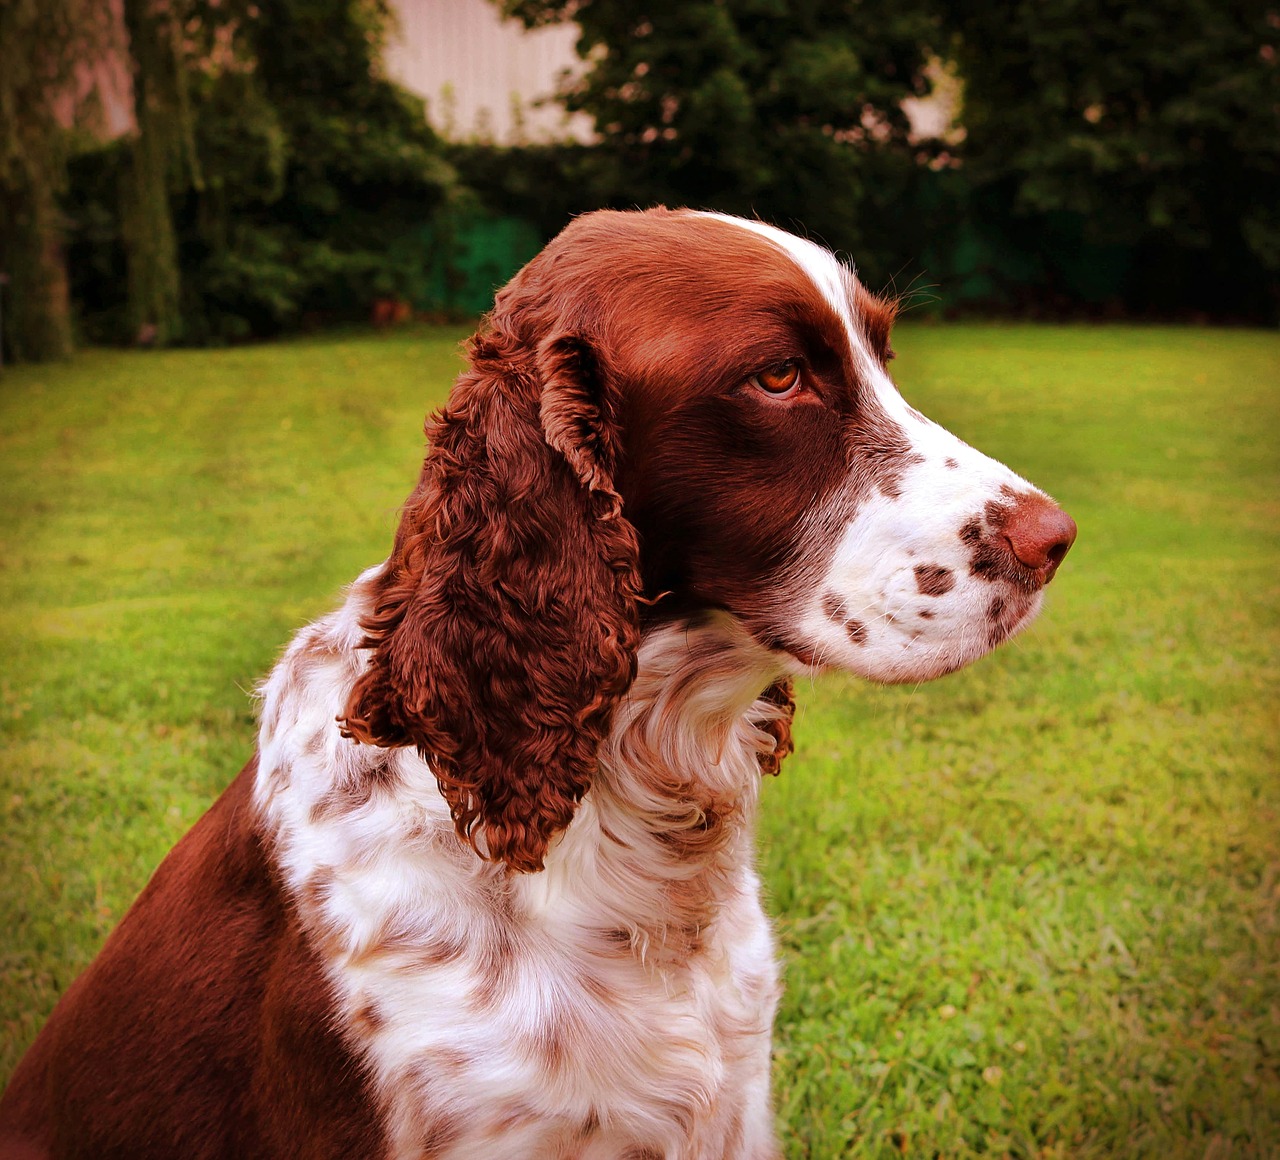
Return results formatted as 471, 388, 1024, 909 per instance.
1, 0, 1276, 362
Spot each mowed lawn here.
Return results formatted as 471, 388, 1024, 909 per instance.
1, 324, 1276, 1156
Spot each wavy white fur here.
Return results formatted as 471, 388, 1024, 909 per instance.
256, 567, 797, 1160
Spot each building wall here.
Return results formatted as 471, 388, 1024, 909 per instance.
385, 0, 592, 143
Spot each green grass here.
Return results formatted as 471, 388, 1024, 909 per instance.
2, 324, 1277, 1156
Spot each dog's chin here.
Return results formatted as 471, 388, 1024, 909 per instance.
768, 590, 1046, 685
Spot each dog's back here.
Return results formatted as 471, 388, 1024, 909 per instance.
0, 760, 383, 1159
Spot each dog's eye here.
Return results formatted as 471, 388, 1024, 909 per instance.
750, 361, 801, 398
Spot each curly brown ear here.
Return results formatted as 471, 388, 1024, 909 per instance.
340, 330, 643, 872
755, 679, 796, 777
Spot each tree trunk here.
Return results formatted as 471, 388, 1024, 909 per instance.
121, 0, 183, 346
0, 175, 75, 363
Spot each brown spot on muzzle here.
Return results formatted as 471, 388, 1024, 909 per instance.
913, 564, 955, 597
823, 592, 868, 644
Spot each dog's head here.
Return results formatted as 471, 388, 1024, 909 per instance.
342, 208, 1075, 870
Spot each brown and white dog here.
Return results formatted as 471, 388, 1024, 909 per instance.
0, 209, 1075, 1159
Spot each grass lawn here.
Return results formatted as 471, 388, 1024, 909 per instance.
1, 323, 1277, 1156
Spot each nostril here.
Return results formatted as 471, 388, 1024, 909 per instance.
1003, 500, 1077, 577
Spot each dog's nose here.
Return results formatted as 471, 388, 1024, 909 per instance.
1004, 494, 1077, 583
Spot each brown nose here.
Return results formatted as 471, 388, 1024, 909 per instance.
1003, 494, 1077, 583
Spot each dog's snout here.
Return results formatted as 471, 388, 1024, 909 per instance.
1003, 494, 1077, 582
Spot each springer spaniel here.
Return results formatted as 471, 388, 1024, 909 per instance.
0, 209, 1075, 1160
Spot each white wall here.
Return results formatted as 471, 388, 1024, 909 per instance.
385, 0, 593, 143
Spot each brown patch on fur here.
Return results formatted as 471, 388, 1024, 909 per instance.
531, 1015, 570, 1072
601, 927, 634, 955
432, 1047, 470, 1077
721, 1107, 746, 1156
963, 496, 1045, 591
343, 908, 467, 972
487, 1102, 540, 1137
308, 756, 398, 825
410, 928, 468, 969
350, 999, 384, 1035
860, 446, 923, 503
416, 1111, 465, 1157
300, 866, 335, 914
307, 791, 344, 827
470, 923, 520, 1011
914, 564, 956, 597
653, 798, 733, 866
578, 967, 618, 1008
944, 457, 959, 469
822, 593, 868, 645
0, 760, 388, 1158
984, 494, 1017, 529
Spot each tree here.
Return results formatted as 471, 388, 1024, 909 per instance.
945, 0, 1280, 315
221, 0, 456, 329
174, 0, 458, 338
121, 0, 194, 346
502, 0, 942, 282
63, 0, 459, 343
0, 0, 117, 362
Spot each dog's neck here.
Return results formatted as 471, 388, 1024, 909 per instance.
255, 571, 789, 966
520, 615, 791, 956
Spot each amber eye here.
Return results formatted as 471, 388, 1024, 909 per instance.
750, 361, 801, 397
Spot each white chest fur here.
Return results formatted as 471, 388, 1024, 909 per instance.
254, 571, 791, 1159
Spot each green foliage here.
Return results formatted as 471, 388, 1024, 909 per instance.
447, 140, 607, 243
944, 0, 1280, 317
501, 0, 940, 285
62, 0, 459, 345
173, 0, 458, 339
484, 0, 1280, 318
1, 325, 1277, 1153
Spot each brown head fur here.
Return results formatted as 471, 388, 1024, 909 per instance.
339, 208, 856, 869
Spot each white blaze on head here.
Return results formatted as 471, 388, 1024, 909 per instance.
703, 211, 1059, 684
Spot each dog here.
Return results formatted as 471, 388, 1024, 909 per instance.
0, 208, 1075, 1159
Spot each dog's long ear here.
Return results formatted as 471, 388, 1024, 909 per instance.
340, 330, 642, 872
